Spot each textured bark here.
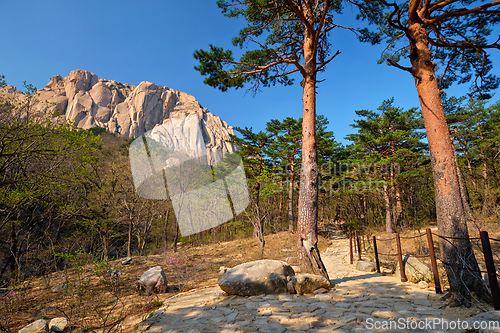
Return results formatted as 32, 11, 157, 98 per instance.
383, 183, 393, 234
288, 166, 295, 233
278, 180, 283, 221
394, 183, 403, 227
253, 182, 261, 238
296, 14, 328, 280
407, 20, 487, 305
173, 223, 179, 253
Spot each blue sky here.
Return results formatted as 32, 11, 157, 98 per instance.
1, 0, 498, 145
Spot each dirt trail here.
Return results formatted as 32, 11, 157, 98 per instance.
133, 230, 483, 333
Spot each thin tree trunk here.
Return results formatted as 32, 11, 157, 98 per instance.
101, 231, 109, 260
288, 167, 295, 233
253, 182, 261, 238
127, 216, 133, 258
278, 179, 283, 222
394, 183, 403, 227
164, 207, 170, 253
296, 17, 328, 280
407, 19, 487, 305
359, 194, 366, 230
383, 183, 393, 233
173, 223, 179, 253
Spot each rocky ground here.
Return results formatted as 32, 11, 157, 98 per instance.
133, 230, 491, 333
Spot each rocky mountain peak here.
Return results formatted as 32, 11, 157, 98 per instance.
0, 70, 235, 161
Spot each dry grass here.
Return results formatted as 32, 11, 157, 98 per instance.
0, 231, 331, 332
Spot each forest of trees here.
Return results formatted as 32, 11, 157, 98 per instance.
1, 0, 500, 309
193, 0, 499, 306
2, 76, 500, 293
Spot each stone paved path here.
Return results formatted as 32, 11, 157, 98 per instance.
137, 231, 459, 333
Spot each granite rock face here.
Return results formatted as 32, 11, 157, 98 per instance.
0, 70, 235, 160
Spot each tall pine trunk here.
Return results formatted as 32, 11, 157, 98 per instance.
288, 165, 295, 233
296, 20, 328, 280
407, 20, 488, 305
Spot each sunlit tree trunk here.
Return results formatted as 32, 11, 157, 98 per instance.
296, 19, 328, 279
288, 163, 295, 233
382, 182, 393, 233
407, 19, 487, 304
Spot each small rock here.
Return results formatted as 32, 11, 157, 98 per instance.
18, 319, 48, 333
49, 317, 68, 332
483, 272, 490, 289
313, 287, 329, 294
110, 269, 122, 279
121, 258, 133, 265
461, 311, 500, 333
51, 284, 67, 293
417, 280, 428, 289
356, 260, 376, 272
396, 255, 431, 282
136, 266, 168, 294
287, 273, 331, 295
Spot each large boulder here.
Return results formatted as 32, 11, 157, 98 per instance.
18, 319, 48, 333
286, 273, 331, 295
218, 260, 295, 296
396, 255, 431, 282
136, 266, 168, 295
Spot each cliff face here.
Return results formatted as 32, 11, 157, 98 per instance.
1, 69, 235, 160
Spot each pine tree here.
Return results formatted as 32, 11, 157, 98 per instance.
345, 98, 426, 233
266, 117, 302, 233
355, 0, 500, 305
194, 0, 366, 277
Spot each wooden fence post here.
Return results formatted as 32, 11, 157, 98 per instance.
357, 236, 362, 261
426, 228, 442, 294
480, 231, 500, 310
354, 230, 358, 253
349, 234, 353, 265
396, 233, 407, 282
373, 236, 380, 273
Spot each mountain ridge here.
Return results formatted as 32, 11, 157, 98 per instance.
0, 69, 235, 160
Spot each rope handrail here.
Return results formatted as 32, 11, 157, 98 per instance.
399, 233, 426, 240
376, 252, 398, 257
408, 254, 430, 259
490, 237, 500, 242
376, 236, 397, 241
477, 270, 500, 278
432, 232, 481, 241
